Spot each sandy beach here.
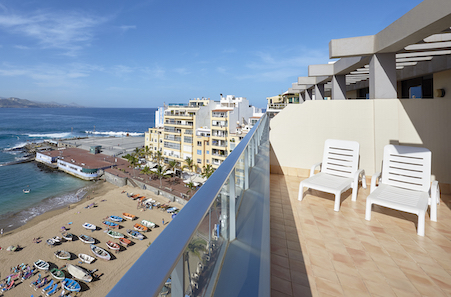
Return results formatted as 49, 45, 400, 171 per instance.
0, 182, 182, 296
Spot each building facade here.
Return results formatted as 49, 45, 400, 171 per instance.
145, 95, 262, 172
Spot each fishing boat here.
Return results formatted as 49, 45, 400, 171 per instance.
61, 232, 74, 241
127, 229, 144, 240
52, 236, 62, 242
82, 222, 96, 230
54, 250, 70, 260
78, 253, 95, 264
106, 230, 124, 239
23, 189, 30, 193
122, 212, 136, 220
79, 234, 95, 244
133, 223, 148, 232
63, 278, 81, 292
141, 219, 156, 228
33, 259, 50, 270
119, 237, 132, 247
67, 264, 93, 282
46, 238, 56, 246
90, 244, 111, 261
106, 241, 120, 250
6, 245, 17, 251
102, 220, 118, 229
49, 267, 65, 280
167, 207, 178, 213
109, 215, 124, 222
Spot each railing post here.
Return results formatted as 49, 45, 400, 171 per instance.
229, 170, 236, 241
250, 142, 255, 168
171, 255, 184, 297
244, 148, 249, 190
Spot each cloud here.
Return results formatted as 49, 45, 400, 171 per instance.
0, 10, 109, 56
119, 25, 136, 32
175, 68, 190, 75
14, 45, 30, 50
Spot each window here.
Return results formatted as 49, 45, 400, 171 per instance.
197, 141, 202, 146
197, 159, 201, 164
206, 150, 209, 154
206, 160, 209, 163
197, 150, 202, 155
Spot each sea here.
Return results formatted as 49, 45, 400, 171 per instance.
0, 107, 156, 232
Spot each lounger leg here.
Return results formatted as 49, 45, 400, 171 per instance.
298, 182, 305, 201
351, 185, 358, 201
365, 199, 372, 221
334, 192, 340, 212
418, 211, 425, 236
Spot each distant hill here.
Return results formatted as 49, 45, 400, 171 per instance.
0, 97, 83, 108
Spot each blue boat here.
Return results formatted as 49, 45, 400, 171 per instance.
102, 221, 119, 228
109, 215, 124, 222
63, 278, 81, 292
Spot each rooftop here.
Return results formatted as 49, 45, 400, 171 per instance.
270, 173, 451, 296
39, 147, 116, 169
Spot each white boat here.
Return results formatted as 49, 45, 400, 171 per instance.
61, 232, 74, 241
82, 223, 96, 230
127, 229, 144, 240
90, 244, 111, 261
23, 189, 30, 193
52, 236, 61, 242
33, 259, 49, 270
106, 230, 124, 239
54, 250, 70, 260
141, 219, 156, 228
50, 267, 65, 280
79, 234, 95, 244
78, 253, 95, 264
66, 264, 93, 282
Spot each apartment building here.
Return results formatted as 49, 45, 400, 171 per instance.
145, 95, 262, 172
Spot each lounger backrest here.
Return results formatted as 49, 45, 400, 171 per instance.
381, 145, 431, 192
321, 139, 360, 178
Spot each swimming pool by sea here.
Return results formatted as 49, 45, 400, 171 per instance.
0, 107, 156, 231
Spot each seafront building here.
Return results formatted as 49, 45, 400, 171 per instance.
109, 1, 451, 296
145, 95, 263, 172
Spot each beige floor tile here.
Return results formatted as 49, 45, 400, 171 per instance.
315, 277, 344, 296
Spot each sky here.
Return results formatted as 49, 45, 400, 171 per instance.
0, 0, 423, 108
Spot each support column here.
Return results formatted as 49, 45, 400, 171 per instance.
315, 84, 325, 100
369, 53, 397, 99
331, 75, 347, 100
299, 91, 305, 102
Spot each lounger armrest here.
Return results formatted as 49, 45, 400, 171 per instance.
353, 169, 367, 189
430, 181, 439, 222
370, 172, 381, 193
310, 162, 322, 177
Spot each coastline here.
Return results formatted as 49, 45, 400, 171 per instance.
0, 182, 182, 296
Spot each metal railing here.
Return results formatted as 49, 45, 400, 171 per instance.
107, 113, 269, 297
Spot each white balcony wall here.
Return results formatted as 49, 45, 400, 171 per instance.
270, 99, 451, 184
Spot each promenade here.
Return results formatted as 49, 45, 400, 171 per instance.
59, 136, 145, 157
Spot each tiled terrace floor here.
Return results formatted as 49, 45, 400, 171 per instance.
270, 174, 451, 297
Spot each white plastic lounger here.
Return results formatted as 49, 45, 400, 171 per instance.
365, 145, 439, 236
298, 139, 366, 211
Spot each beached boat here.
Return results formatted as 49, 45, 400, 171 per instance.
90, 244, 111, 261
127, 229, 144, 240
106, 230, 124, 239
109, 215, 124, 222
119, 237, 131, 247
122, 212, 136, 220
167, 207, 178, 213
79, 234, 95, 244
82, 222, 96, 230
52, 236, 61, 242
106, 241, 120, 250
67, 264, 93, 282
33, 259, 49, 270
54, 250, 70, 260
133, 223, 148, 232
63, 278, 81, 292
141, 219, 156, 228
78, 253, 95, 264
102, 220, 118, 229
49, 267, 65, 280
61, 232, 74, 241
6, 245, 17, 251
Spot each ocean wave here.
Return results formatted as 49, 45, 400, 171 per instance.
3, 141, 30, 151
28, 132, 72, 138
0, 186, 91, 231
85, 130, 144, 137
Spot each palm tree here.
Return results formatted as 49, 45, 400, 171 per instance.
140, 165, 152, 176
154, 151, 163, 166
201, 164, 215, 179
166, 160, 180, 188
187, 237, 207, 261
123, 153, 139, 177
183, 157, 198, 180
186, 181, 196, 197
152, 165, 171, 188
142, 145, 152, 161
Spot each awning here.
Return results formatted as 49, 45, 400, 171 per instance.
146, 161, 157, 168
165, 170, 174, 175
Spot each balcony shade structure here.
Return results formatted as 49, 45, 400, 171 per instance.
107, 114, 270, 297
